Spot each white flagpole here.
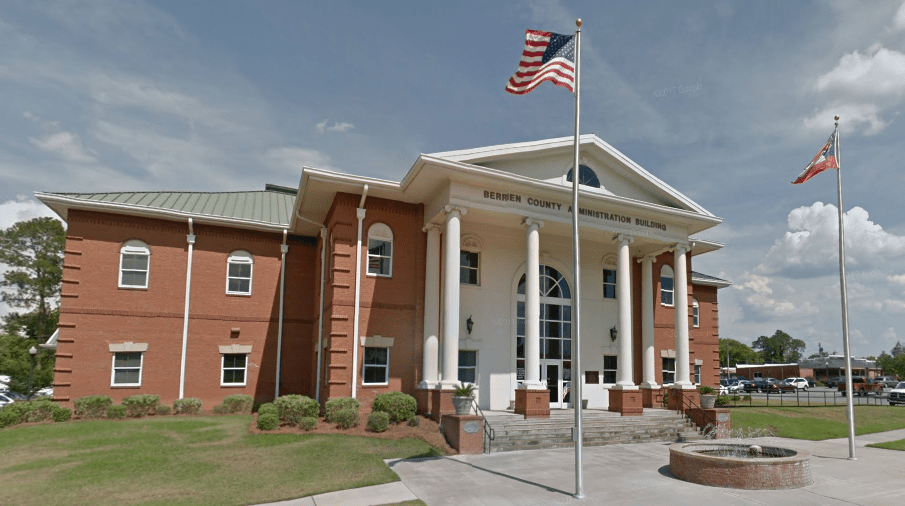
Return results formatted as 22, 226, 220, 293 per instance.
571, 18, 584, 500
834, 115, 856, 460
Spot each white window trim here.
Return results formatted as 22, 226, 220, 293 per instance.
662, 357, 676, 385
602, 354, 617, 384
110, 351, 143, 387
226, 250, 254, 296
362, 347, 390, 385
694, 364, 702, 384
119, 240, 150, 289
602, 268, 617, 300
660, 265, 674, 307
692, 298, 700, 327
221, 353, 248, 387
366, 223, 393, 278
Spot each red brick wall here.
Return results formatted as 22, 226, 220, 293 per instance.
319, 193, 425, 409
53, 210, 318, 409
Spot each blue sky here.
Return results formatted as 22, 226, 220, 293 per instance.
2, 0, 904, 359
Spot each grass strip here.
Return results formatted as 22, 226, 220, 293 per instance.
730, 406, 905, 440
0, 415, 441, 506
867, 440, 905, 451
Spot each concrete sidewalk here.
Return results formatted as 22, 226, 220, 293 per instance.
259, 429, 905, 506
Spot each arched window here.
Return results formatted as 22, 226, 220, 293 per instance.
119, 240, 150, 289
660, 265, 674, 306
367, 223, 393, 277
460, 235, 481, 286
566, 164, 601, 188
692, 298, 699, 327
226, 250, 254, 295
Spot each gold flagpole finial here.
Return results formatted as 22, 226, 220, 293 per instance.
835, 115, 840, 121
576, 19, 582, 27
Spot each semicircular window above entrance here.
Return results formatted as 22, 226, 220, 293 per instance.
566, 164, 601, 188
517, 265, 571, 299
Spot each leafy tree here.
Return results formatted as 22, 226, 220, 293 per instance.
0, 334, 53, 396
892, 341, 905, 358
878, 350, 905, 379
719, 338, 761, 366
752, 330, 806, 363
0, 217, 65, 343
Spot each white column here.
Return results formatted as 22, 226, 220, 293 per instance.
614, 234, 637, 388
640, 255, 658, 388
521, 218, 544, 389
673, 243, 693, 388
420, 224, 441, 388
440, 206, 465, 388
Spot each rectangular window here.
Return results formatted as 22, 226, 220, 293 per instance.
221, 354, 248, 386
120, 254, 149, 288
460, 251, 479, 285
694, 364, 701, 384
692, 301, 700, 327
602, 269, 616, 299
662, 357, 676, 384
227, 262, 252, 294
603, 355, 617, 384
367, 240, 392, 276
363, 347, 389, 384
661, 276, 674, 306
754, 372, 763, 378
458, 350, 477, 383
111, 352, 143, 386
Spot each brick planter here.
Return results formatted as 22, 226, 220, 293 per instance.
669, 442, 812, 489
514, 388, 549, 419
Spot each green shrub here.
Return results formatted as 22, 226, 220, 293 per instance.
213, 404, 229, 415
274, 395, 319, 425
106, 405, 126, 419
156, 404, 171, 416
367, 411, 389, 432
52, 406, 72, 423
325, 397, 359, 422
332, 407, 359, 429
25, 399, 58, 423
0, 402, 32, 428
698, 385, 716, 395
715, 395, 730, 406
122, 394, 160, 417
298, 416, 317, 431
257, 413, 279, 431
408, 415, 421, 428
220, 394, 254, 414
257, 403, 278, 417
73, 395, 113, 419
172, 398, 203, 415
371, 391, 417, 422
730, 395, 742, 402
742, 395, 752, 402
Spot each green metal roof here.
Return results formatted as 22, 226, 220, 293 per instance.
47, 190, 296, 227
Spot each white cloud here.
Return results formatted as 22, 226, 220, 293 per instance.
894, 2, 905, 32
802, 103, 889, 136
732, 272, 818, 318
0, 198, 58, 231
28, 131, 97, 163
882, 327, 898, 341
815, 45, 905, 98
267, 147, 343, 173
881, 299, 905, 313
890, 274, 905, 287
315, 119, 355, 133
760, 203, 905, 275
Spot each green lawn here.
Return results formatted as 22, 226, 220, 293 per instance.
0, 415, 441, 506
730, 405, 905, 440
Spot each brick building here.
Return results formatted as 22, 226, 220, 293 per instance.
38, 135, 729, 415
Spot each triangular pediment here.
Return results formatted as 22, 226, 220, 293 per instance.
429, 135, 713, 217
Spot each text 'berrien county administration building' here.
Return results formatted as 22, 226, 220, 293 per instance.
37, 134, 730, 417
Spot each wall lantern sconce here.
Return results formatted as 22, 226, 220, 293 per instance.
466, 316, 474, 335
610, 326, 618, 342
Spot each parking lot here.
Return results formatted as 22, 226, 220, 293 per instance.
729, 386, 897, 407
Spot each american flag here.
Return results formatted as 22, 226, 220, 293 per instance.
506, 30, 576, 95
793, 131, 839, 184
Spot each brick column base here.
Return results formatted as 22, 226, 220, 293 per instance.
415, 387, 431, 416
641, 387, 665, 408
514, 389, 549, 419
440, 414, 484, 454
430, 389, 455, 422
608, 388, 643, 415
668, 387, 699, 412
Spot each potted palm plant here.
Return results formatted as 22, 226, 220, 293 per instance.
698, 385, 717, 409
453, 382, 475, 415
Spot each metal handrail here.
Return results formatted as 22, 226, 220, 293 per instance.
470, 397, 495, 453
679, 391, 718, 435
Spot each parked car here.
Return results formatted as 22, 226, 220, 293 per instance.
35, 387, 53, 398
731, 380, 750, 393
889, 382, 905, 406
0, 392, 13, 408
2, 391, 28, 401
745, 378, 780, 393
783, 377, 810, 391
839, 376, 884, 396
875, 376, 899, 388
766, 380, 796, 394
806, 378, 816, 388
824, 376, 845, 388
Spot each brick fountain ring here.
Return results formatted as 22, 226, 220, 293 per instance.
669, 442, 813, 489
